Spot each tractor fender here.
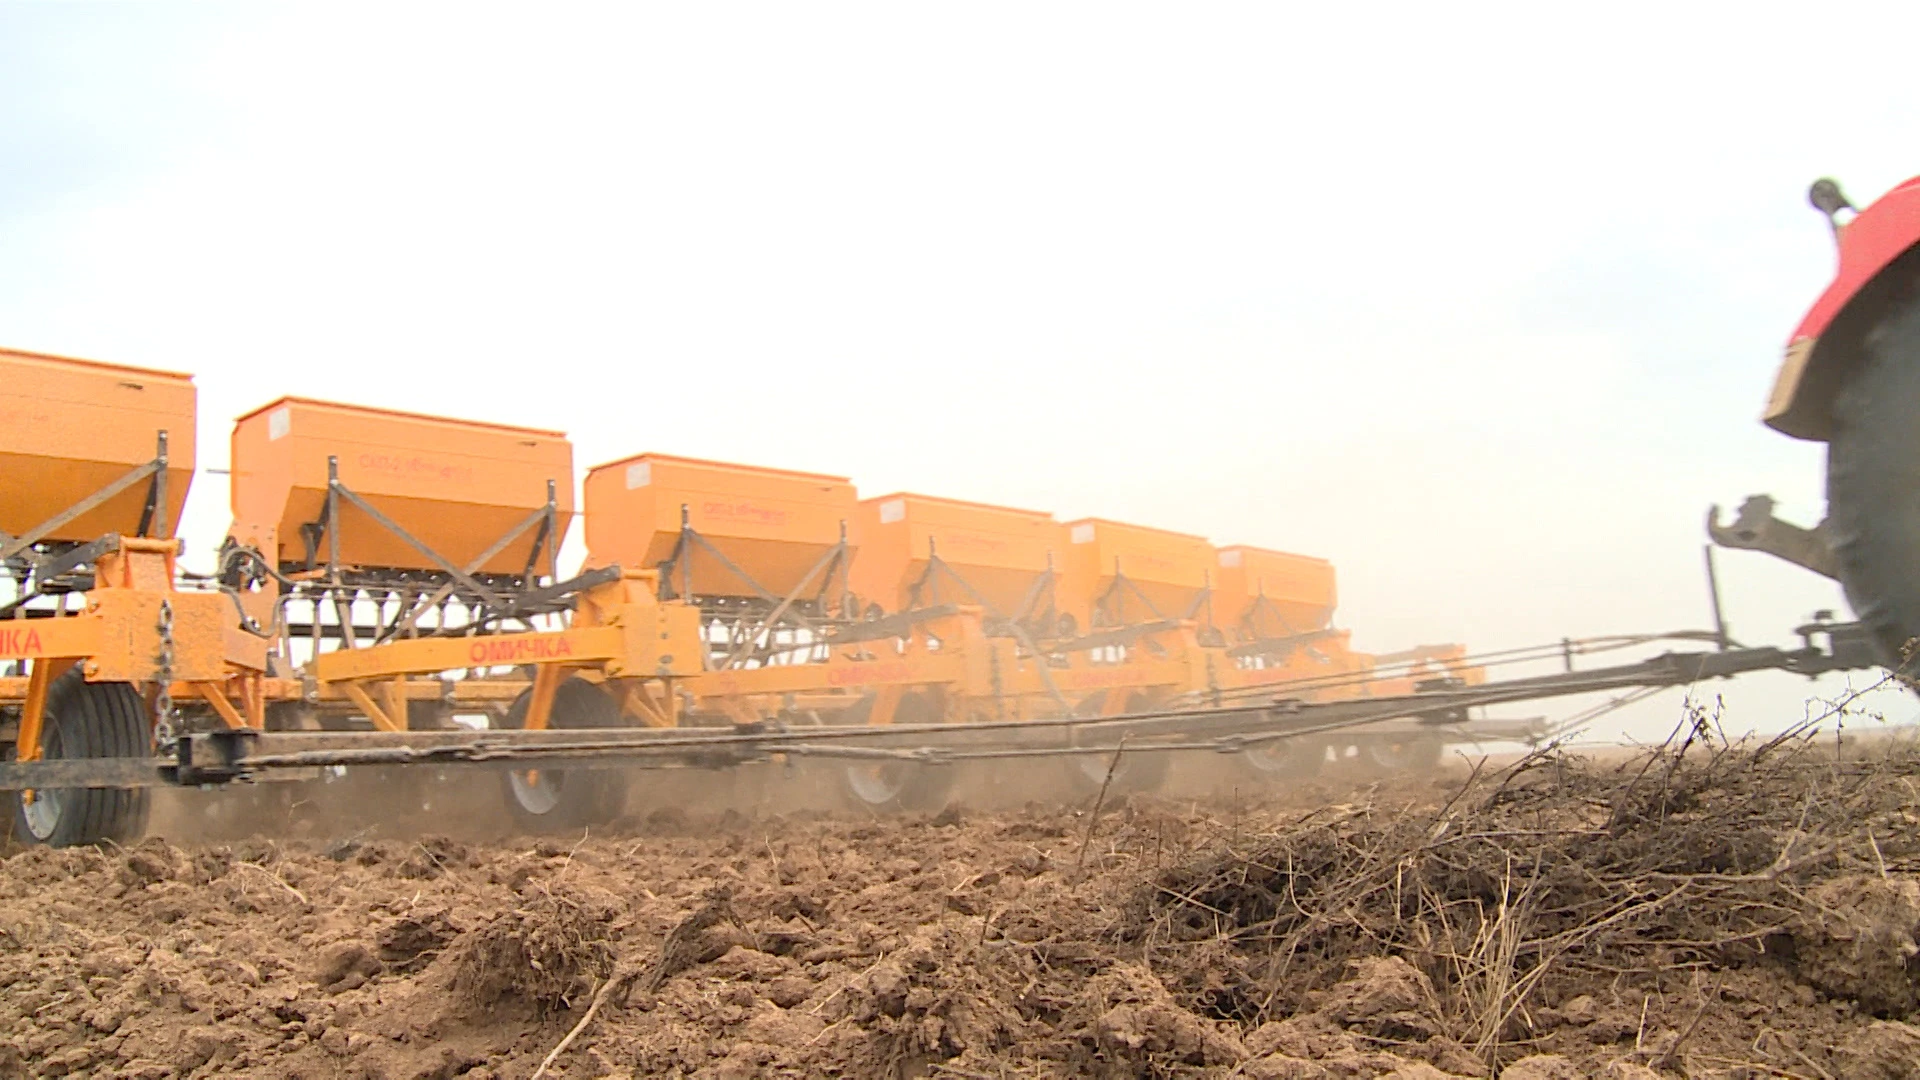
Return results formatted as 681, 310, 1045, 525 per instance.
1765, 176, 1920, 442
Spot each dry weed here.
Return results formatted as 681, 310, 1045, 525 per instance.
1135, 720, 1920, 1069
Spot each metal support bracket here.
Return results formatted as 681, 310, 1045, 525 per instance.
170, 727, 261, 786
1708, 496, 1837, 579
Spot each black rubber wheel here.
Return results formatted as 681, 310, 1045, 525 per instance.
1063, 692, 1173, 798
838, 691, 957, 813
1241, 736, 1325, 781
1827, 292, 1920, 677
9, 671, 150, 848
496, 678, 629, 832
1365, 733, 1445, 773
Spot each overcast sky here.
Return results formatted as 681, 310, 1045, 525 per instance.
5, 4, 1918, 739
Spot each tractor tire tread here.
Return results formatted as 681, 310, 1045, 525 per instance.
1827, 294, 1920, 675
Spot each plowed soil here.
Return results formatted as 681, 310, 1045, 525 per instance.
5, 729, 1920, 1079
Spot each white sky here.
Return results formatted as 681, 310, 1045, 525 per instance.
5, 4, 1918, 740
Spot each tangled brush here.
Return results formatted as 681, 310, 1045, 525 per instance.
1135, 706, 1920, 1063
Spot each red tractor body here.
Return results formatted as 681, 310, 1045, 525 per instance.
1766, 176, 1920, 441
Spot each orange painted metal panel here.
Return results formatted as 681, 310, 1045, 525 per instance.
849, 493, 1065, 615
228, 397, 572, 575
584, 454, 855, 597
1213, 544, 1337, 635
1061, 518, 1214, 627
0, 348, 195, 542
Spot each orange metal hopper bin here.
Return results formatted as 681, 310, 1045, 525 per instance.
1061, 518, 1215, 629
0, 348, 195, 543
1213, 545, 1337, 638
849, 493, 1065, 616
584, 454, 856, 598
228, 397, 573, 575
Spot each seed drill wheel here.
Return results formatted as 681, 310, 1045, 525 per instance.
9, 670, 150, 848
1365, 733, 1445, 773
1827, 288, 1920, 680
1063, 692, 1172, 798
497, 678, 630, 833
838, 690, 957, 813
1240, 736, 1325, 781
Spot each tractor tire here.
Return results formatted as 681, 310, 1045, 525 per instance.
838, 691, 958, 813
1827, 293, 1920, 678
497, 678, 630, 833
9, 671, 151, 848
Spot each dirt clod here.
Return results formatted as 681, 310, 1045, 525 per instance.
1790, 874, 1920, 1016
1498, 1054, 1582, 1080
317, 942, 384, 992
376, 910, 457, 973
449, 887, 614, 1013
1837, 1018, 1920, 1079
120, 840, 178, 885
1321, 956, 1442, 1038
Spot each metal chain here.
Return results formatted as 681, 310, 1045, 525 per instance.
153, 599, 177, 746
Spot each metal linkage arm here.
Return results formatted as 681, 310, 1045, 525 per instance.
1708, 495, 1838, 580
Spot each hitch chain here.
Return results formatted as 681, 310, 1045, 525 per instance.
153, 599, 177, 746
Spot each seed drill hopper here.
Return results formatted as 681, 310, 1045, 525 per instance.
222, 397, 580, 654
849, 493, 1069, 638
1212, 544, 1349, 683
584, 453, 858, 671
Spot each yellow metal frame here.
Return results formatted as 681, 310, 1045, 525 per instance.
2, 538, 272, 762
683, 606, 996, 724
302, 569, 703, 733
680, 610, 1230, 728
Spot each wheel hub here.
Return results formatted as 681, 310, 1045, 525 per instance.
508, 769, 564, 816
20, 787, 61, 841
845, 763, 908, 805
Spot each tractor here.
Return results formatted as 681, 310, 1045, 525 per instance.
1717, 175, 1920, 675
